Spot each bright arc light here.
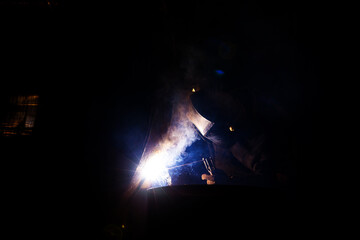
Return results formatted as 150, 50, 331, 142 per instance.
140, 152, 170, 184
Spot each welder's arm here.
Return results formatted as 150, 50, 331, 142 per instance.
230, 137, 267, 175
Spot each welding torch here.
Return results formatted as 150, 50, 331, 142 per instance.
201, 157, 216, 185
166, 157, 216, 185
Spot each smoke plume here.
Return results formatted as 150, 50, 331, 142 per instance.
132, 90, 200, 189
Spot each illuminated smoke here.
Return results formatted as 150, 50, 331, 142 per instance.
128, 46, 217, 190
134, 90, 200, 189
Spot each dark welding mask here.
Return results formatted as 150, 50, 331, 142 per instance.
188, 90, 241, 147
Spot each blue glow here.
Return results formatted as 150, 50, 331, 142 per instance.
168, 138, 210, 185
215, 70, 224, 75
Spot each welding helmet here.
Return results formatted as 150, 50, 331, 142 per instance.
189, 89, 247, 147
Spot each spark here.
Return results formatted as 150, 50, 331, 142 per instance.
139, 152, 204, 186
139, 151, 170, 184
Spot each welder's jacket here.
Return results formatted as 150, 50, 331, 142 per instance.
210, 133, 271, 186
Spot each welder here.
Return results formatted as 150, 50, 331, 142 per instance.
188, 87, 276, 187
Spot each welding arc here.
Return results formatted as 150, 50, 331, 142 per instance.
167, 160, 204, 170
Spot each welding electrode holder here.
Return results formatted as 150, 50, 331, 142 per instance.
202, 157, 216, 185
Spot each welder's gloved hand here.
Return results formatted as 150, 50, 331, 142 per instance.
201, 174, 215, 185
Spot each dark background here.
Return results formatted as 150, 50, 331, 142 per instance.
1, 0, 324, 239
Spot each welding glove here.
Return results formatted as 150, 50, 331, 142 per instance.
201, 174, 215, 185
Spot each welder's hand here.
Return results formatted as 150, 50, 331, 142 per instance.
201, 174, 215, 185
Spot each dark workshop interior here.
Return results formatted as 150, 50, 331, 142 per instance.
1, 1, 324, 239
